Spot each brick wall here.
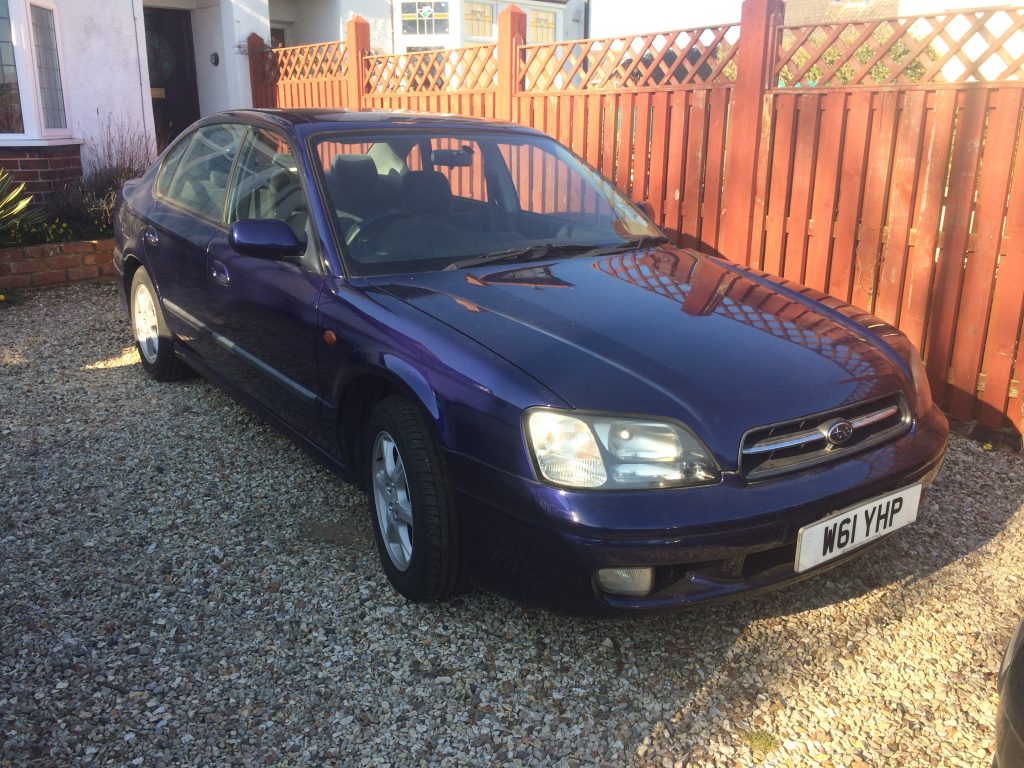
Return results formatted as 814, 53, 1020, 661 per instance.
0, 239, 115, 291
0, 144, 84, 204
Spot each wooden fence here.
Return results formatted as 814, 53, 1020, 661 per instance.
247, 1, 1024, 436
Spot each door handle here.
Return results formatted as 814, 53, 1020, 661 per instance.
211, 260, 230, 286
143, 227, 159, 247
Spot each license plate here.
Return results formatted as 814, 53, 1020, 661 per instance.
795, 484, 922, 573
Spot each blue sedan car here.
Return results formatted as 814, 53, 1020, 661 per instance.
113, 109, 947, 616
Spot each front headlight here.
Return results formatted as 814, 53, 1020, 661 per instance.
907, 350, 932, 408
886, 333, 932, 413
525, 408, 720, 490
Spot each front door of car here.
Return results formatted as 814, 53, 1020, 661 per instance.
145, 123, 245, 362
204, 126, 326, 438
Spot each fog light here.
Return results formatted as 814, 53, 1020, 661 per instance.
596, 567, 654, 597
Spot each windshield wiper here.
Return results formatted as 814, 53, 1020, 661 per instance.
594, 234, 670, 255
442, 242, 602, 271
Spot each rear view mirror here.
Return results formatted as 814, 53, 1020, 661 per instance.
431, 147, 474, 168
229, 219, 304, 260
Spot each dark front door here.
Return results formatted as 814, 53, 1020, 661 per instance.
144, 8, 200, 150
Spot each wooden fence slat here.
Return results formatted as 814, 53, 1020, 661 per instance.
662, 91, 690, 243
784, 93, 821, 284
804, 91, 845, 292
851, 90, 898, 313
601, 94, 618, 182
681, 89, 707, 248
616, 93, 636, 196
632, 92, 653, 204
701, 88, 730, 255
585, 93, 603, 170
978, 90, 1024, 426
647, 90, 671, 227
948, 88, 1023, 419
925, 88, 989, 407
828, 91, 870, 303
901, 89, 956, 351
762, 93, 797, 278
875, 89, 927, 326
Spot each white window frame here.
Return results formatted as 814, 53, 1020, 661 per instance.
0, 0, 72, 145
26, 0, 70, 140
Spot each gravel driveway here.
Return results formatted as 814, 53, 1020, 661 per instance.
2, 281, 1022, 768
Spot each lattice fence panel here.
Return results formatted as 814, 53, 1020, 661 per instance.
776, 5, 1024, 87
364, 44, 498, 94
520, 26, 740, 92
270, 41, 349, 82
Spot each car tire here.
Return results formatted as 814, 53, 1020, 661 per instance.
130, 267, 189, 382
366, 395, 464, 602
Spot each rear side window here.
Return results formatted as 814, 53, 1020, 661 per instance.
162, 123, 245, 222
155, 136, 190, 197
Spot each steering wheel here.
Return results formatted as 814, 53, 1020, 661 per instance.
345, 210, 417, 247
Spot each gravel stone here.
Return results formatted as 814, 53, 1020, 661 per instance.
1, 281, 1022, 767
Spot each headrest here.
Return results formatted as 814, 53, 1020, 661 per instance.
403, 170, 453, 216
324, 155, 373, 206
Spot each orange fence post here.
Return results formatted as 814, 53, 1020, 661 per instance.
497, 5, 527, 123
247, 32, 273, 108
345, 16, 372, 110
719, 0, 783, 264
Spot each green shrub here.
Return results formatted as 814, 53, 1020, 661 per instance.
0, 169, 42, 244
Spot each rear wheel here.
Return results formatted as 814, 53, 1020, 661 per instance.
130, 268, 189, 381
366, 396, 463, 602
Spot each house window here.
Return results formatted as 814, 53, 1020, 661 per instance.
528, 9, 556, 44
401, 1, 449, 35
30, 4, 65, 130
464, 2, 493, 38
0, 0, 23, 133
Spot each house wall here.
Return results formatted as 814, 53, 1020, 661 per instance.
392, 0, 584, 53
192, 3, 230, 116
58, 0, 156, 167
270, 0, 341, 45
343, 0, 392, 51
588, 0, 743, 37
0, 0, 155, 178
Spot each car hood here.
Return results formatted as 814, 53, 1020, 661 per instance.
369, 247, 909, 468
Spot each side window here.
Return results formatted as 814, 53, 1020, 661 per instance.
229, 127, 319, 272
155, 135, 191, 197
164, 123, 245, 221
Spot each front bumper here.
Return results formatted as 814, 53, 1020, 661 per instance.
452, 402, 948, 616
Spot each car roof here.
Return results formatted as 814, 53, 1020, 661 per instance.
207, 108, 547, 139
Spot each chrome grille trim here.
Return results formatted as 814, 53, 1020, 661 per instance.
738, 394, 912, 481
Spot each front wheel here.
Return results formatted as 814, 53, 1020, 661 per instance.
366, 396, 464, 602
130, 267, 189, 381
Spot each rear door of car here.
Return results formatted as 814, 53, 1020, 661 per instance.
203, 125, 327, 440
145, 122, 245, 362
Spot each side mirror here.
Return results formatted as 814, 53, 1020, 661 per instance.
634, 200, 656, 220
229, 219, 304, 260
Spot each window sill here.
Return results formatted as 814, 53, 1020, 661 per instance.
0, 136, 83, 148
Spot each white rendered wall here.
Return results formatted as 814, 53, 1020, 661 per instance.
0, 0, 157, 161
218, 0, 270, 110
192, 3, 230, 116
588, 0, 743, 37
342, 0, 392, 52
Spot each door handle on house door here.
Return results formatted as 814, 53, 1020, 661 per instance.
143, 228, 159, 247
211, 261, 230, 286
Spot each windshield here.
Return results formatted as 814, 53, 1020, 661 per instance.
311, 130, 663, 277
